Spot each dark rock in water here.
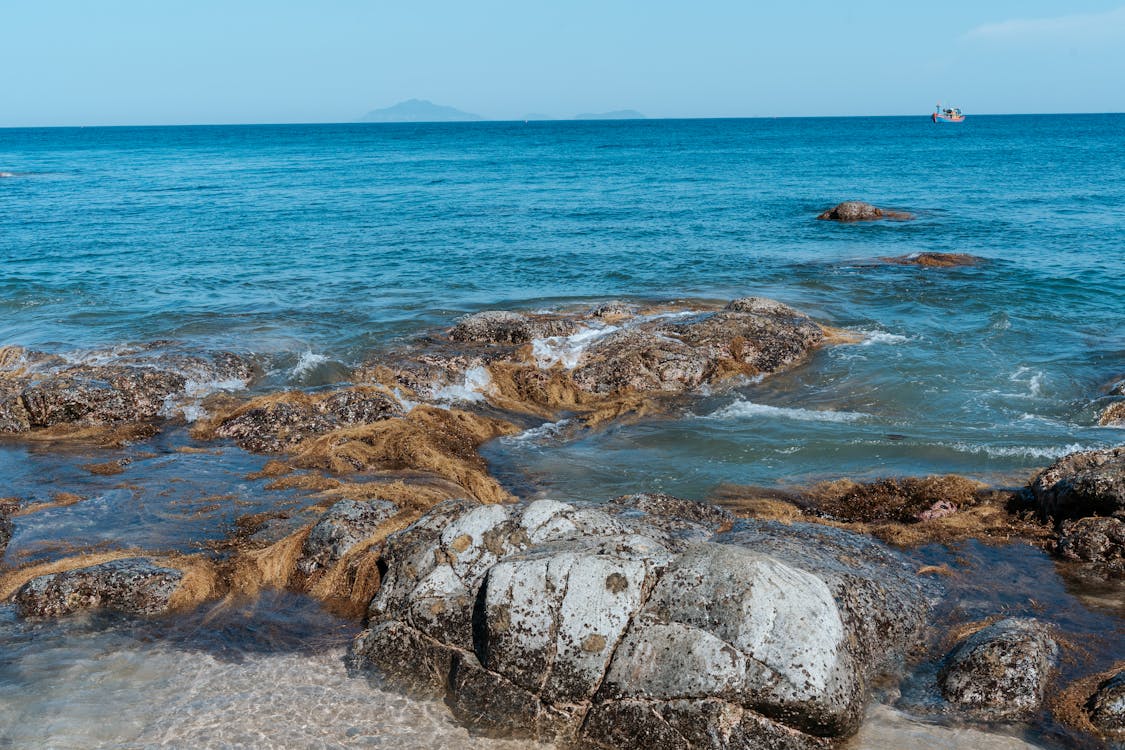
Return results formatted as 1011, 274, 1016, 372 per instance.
297, 498, 399, 575
214, 387, 403, 452
1029, 447, 1125, 521
0, 381, 30, 432
450, 311, 575, 345
14, 557, 184, 617
938, 618, 1059, 721
882, 252, 982, 268
350, 496, 934, 747
816, 201, 912, 222
1057, 517, 1125, 577
1090, 670, 1125, 733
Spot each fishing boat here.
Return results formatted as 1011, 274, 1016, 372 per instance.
932, 104, 965, 123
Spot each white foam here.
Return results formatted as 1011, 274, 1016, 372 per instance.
160, 377, 249, 422
708, 399, 868, 423
289, 350, 329, 379
531, 324, 619, 370
942, 441, 1091, 460
1009, 367, 1046, 397
431, 366, 494, 403
504, 418, 574, 444
0, 172, 14, 178
859, 329, 909, 346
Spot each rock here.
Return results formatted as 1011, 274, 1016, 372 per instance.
1100, 401, 1125, 427
0, 346, 258, 433
351, 497, 934, 748
450, 311, 575, 345
572, 329, 709, 393
297, 498, 399, 575
816, 201, 912, 222
938, 618, 1059, 721
0, 505, 12, 556
13, 557, 184, 617
1090, 670, 1125, 733
882, 252, 982, 268
1057, 517, 1125, 576
1029, 447, 1125, 521
214, 387, 403, 452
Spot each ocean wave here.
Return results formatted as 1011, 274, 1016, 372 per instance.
289, 350, 329, 379
858, 329, 909, 346
502, 418, 575, 444
431, 365, 494, 403
160, 377, 249, 422
941, 441, 1091, 460
707, 399, 868, 423
531, 324, 619, 369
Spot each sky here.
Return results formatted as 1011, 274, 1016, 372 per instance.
2, 0, 1123, 126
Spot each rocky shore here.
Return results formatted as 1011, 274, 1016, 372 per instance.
1, 298, 1123, 748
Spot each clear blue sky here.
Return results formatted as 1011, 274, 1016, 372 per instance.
3, 0, 1123, 126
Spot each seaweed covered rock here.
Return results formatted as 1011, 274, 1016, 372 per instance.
1090, 670, 1125, 734
816, 201, 912, 222
297, 498, 399, 575
350, 495, 935, 748
13, 557, 185, 617
212, 387, 403, 452
1030, 447, 1125, 521
938, 618, 1059, 721
882, 252, 982, 268
0, 345, 258, 434
1100, 401, 1125, 427
1057, 517, 1125, 577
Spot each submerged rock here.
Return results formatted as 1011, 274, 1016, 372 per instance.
213, 388, 403, 452
1100, 401, 1125, 427
816, 201, 912, 222
882, 252, 982, 268
1057, 517, 1125, 577
1090, 670, 1125, 733
351, 495, 934, 748
13, 557, 184, 617
938, 618, 1059, 721
297, 498, 399, 575
1029, 447, 1125, 521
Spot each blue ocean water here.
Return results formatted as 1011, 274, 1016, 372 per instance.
1, 115, 1124, 749
2, 116, 1122, 496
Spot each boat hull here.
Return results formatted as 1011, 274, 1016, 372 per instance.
932, 112, 965, 123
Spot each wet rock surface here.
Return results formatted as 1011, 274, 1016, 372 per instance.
350, 495, 934, 748
1057, 517, 1125, 577
938, 618, 1059, 721
297, 498, 399, 575
1100, 401, 1125, 427
1090, 670, 1125, 733
0, 344, 257, 434
376, 297, 828, 406
881, 252, 983, 267
1030, 447, 1125, 521
13, 557, 185, 618
816, 201, 912, 222
213, 388, 403, 452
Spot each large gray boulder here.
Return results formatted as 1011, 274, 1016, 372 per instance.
13, 557, 184, 617
1029, 447, 1125, 521
938, 618, 1059, 721
350, 495, 935, 748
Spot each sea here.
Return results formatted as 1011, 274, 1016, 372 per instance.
0, 115, 1122, 748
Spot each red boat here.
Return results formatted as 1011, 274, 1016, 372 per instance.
932, 105, 965, 123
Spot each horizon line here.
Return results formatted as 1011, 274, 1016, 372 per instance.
2, 111, 1123, 130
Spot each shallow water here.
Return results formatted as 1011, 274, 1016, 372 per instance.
1, 116, 1123, 747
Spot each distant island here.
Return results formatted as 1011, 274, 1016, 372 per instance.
572, 109, 645, 120
360, 99, 482, 123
